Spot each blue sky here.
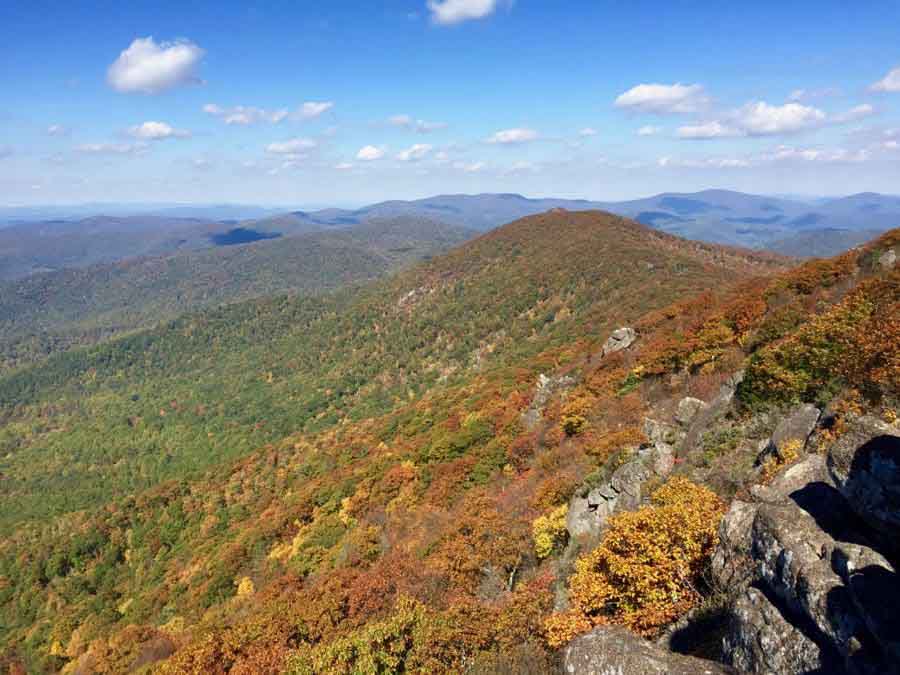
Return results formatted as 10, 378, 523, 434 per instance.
2, 0, 899, 206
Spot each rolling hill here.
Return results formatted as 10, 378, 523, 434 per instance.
0, 217, 474, 371
0, 209, 896, 673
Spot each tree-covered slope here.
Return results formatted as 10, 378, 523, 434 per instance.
0, 210, 807, 672
0, 217, 473, 372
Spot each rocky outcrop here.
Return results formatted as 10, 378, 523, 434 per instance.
723, 587, 827, 674
756, 403, 820, 465
522, 373, 575, 430
827, 415, 900, 543
566, 459, 651, 543
714, 416, 900, 674
601, 327, 636, 356
675, 396, 708, 426
681, 371, 744, 456
562, 625, 733, 675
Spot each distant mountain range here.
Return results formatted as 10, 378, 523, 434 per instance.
246, 190, 900, 255
3, 190, 898, 281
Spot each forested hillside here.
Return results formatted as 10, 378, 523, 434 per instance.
1, 211, 896, 674
0, 217, 473, 372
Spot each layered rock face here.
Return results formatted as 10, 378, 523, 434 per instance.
563, 625, 734, 674
715, 416, 900, 675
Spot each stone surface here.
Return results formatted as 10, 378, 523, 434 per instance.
749, 454, 829, 504
562, 625, 732, 675
566, 459, 651, 543
757, 404, 820, 464
521, 372, 575, 430
827, 415, 900, 540
723, 587, 827, 674
878, 248, 897, 270
675, 396, 708, 426
714, 421, 900, 674
681, 371, 744, 456
711, 500, 757, 589
601, 327, 636, 356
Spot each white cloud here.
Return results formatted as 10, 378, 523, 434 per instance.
396, 143, 433, 161
787, 87, 839, 102
579, 127, 598, 137
357, 145, 386, 161
764, 145, 870, 163
453, 160, 486, 172
75, 142, 148, 155
614, 83, 708, 114
107, 37, 204, 94
335, 162, 354, 170
485, 127, 539, 144
387, 114, 447, 133
205, 104, 288, 125
657, 156, 749, 169
833, 104, 876, 123
265, 138, 317, 155
47, 124, 68, 137
636, 125, 661, 136
735, 101, 826, 136
204, 101, 332, 125
678, 102, 826, 139
677, 120, 741, 139
427, 0, 502, 25
298, 101, 334, 119
870, 66, 900, 92
128, 121, 191, 140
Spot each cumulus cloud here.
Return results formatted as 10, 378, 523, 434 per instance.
735, 101, 826, 136
47, 124, 69, 137
107, 37, 204, 94
128, 121, 191, 140
357, 145, 386, 161
485, 127, 539, 144
870, 66, 900, 92
636, 125, 661, 136
265, 138, 317, 155
204, 101, 333, 125
427, 0, 503, 25
75, 142, 148, 155
678, 102, 826, 139
388, 114, 448, 133
614, 83, 708, 114
397, 143, 433, 161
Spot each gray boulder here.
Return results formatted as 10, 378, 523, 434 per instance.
711, 500, 757, 589
878, 248, 897, 270
827, 415, 900, 540
601, 327, 636, 356
675, 396, 708, 426
723, 587, 827, 674
566, 459, 651, 543
756, 403, 820, 465
562, 625, 733, 674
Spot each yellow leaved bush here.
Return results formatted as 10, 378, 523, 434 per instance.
545, 476, 724, 645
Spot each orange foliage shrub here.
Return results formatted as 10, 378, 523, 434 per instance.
545, 477, 724, 645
